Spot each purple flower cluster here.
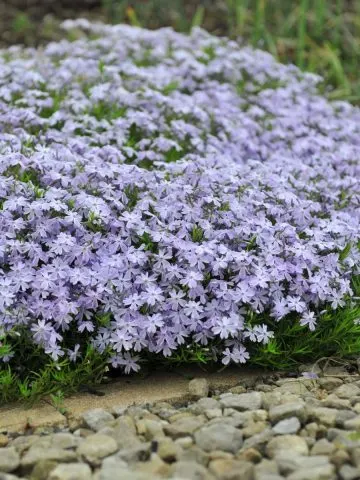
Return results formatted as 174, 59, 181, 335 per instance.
0, 20, 359, 372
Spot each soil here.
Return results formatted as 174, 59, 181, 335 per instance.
0, 0, 229, 48
0, 0, 105, 48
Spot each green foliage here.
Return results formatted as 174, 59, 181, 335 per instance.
124, 184, 140, 210
84, 211, 105, 233
89, 102, 127, 122
11, 13, 34, 35
190, 225, 205, 243
0, 328, 111, 405
3, 165, 41, 188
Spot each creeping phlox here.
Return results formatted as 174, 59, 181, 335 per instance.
0, 20, 359, 373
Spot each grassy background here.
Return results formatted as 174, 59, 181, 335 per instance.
102, 0, 360, 103
2, 0, 360, 102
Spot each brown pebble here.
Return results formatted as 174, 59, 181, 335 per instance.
0, 434, 9, 447
236, 447, 262, 463
330, 449, 350, 468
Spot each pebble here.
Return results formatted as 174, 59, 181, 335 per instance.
310, 438, 336, 456
0, 436, 8, 448
48, 463, 92, 480
265, 435, 309, 458
287, 464, 335, 480
334, 384, 360, 399
269, 402, 306, 424
194, 423, 243, 453
0, 448, 20, 473
2, 373, 360, 479
208, 458, 254, 480
81, 409, 115, 432
272, 417, 301, 435
164, 416, 205, 439
188, 378, 209, 399
77, 433, 118, 464
339, 464, 360, 480
220, 392, 263, 411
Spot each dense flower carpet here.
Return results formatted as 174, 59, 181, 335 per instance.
0, 19, 359, 372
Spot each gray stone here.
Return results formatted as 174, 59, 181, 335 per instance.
0, 448, 20, 473
242, 429, 274, 452
30, 459, 58, 480
117, 443, 151, 464
110, 406, 127, 417
286, 465, 335, 480
110, 416, 140, 449
275, 454, 331, 476
322, 394, 351, 410
336, 410, 357, 428
47, 432, 81, 449
77, 434, 118, 464
205, 409, 222, 419
344, 415, 360, 430
10, 435, 40, 454
21, 447, 77, 470
318, 377, 344, 391
334, 384, 360, 399
48, 463, 92, 480
242, 421, 267, 438
191, 398, 220, 415
81, 409, 115, 432
188, 378, 209, 399
170, 460, 215, 480
96, 465, 154, 480
327, 428, 360, 449
194, 423, 243, 453
254, 459, 279, 475
156, 438, 182, 463
254, 475, 285, 480
261, 391, 283, 410
164, 416, 205, 439
134, 454, 170, 477
310, 439, 336, 456
220, 392, 263, 411
179, 445, 209, 466
0, 475, 21, 480
306, 407, 338, 427
269, 402, 306, 424
265, 435, 309, 458
339, 465, 360, 480
208, 459, 254, 480
276, 381, 309, 395
272, 417, 301, 435
217, 412, 248, 428
137, 419, 165, 441
350, 447, 360, 468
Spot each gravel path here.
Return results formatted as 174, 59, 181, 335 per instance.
1, 369, 360, 480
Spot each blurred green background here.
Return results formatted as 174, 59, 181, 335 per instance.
1, 0, 360, 103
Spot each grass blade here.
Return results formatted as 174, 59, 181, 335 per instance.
191, 5, 205, 30
297, 0, 309, 69
253, 0, 266, 45
314, 0, 327, 39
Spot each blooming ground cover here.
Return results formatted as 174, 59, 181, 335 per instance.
0, 19, 359, 402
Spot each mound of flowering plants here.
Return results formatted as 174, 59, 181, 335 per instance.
0, 19, 359, 400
